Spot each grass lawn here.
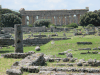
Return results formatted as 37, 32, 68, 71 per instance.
0, 34, 100, 75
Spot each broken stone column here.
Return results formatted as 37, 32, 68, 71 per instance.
14, 24, 23, 53
0, 27, 1, 34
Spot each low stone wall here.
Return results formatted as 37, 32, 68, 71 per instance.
88, 32, 96, 35
1, 27, 73, 33
77, 42, 92, 44
0, 39, 14, 46
1, 51, 35, 58
22, 27, 47, 32
23, 38, 70, 45
2, 27, 14, 33
2, 27, 47, 33
0, 38, 70, 46
34, 35, 47, 37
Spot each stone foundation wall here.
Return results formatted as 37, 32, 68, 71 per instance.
1, 27, 74, 33
0, 39, 14, 46
0, 38, 70, 46
2, 27, 14, 33
2, 27, 47, 33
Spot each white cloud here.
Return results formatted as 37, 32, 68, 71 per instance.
28, 0, 37, 3
88, 3, 93, 6
79, 0, 90, 3
0, 0, 3, 3
0, 0, 98, 11
47, 0, 62, 3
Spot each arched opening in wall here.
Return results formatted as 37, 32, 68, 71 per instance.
80, 14, 83, 17
36, 16, 38, 20
54, 16, 55, 19
27, 16, 29, 25
69, 15, 71, 24
74, 15, 76, 23
59, 17, 60, 25
34, 16, 37, 21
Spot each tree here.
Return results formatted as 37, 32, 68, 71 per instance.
79, 12, 100, 27
1, 13, 21, 27
93, 10, 100, 18
0, 9, 3, 27
1, 9, 21, 18
34, 19, 51, 27
0, 8, 22, 27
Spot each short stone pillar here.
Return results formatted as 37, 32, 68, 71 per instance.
50, 26, 54, 32
39, 32, 41, 35
98, 27, 100, 36
73, 28, 77, 36
48, 34, 51, 38
14, 24, 23, 53
86, 28, 89, 35
43, 26, 46, 32
63, 33, 67, 38
64, 28, 66, 32
0, 27, 1, 34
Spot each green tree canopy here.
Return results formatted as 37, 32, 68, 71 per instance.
1, 9, 21, 18
93, 10, 100, 18
1, 13, 21, 27
34, 19, 51, 27
79, 12, 100, 27
0, 9, 3, 27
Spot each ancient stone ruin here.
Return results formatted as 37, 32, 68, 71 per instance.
0, 27, 12, 39
19, 7, 89, 26
14, 24, 23, 53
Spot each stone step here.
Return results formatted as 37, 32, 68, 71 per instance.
39, 67, 100, 73
10, 66, 100, 74
28, 71, 100, 75
1, 51, 35, 58
52, 63, 76, 66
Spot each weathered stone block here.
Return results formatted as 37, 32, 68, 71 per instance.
6, 69, 22, 75
66, 53, 73, 58
63, 58, 69, 62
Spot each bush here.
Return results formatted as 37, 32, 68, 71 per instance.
48, 24, 56, 28
86, 24, 94, 29
28, 24, 33, 27
66, 23, 78, 28
62, 25, 66, 27
87, 24, 94, 27
34, 19, 51, 27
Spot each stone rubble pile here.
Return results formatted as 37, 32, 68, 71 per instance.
1, 51, 35, 58
6, 52, 45, 75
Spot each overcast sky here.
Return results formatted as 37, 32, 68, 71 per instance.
0, 0, 100, 12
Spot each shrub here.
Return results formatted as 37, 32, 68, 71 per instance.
87, 24, 94, 27
66, 23, 78, 28
34, 19, 51, 27
28, 24, 33, 27
86, 24, 94, 29
48, 24, 56, 28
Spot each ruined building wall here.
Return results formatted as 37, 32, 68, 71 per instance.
19, 7, 89, 26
